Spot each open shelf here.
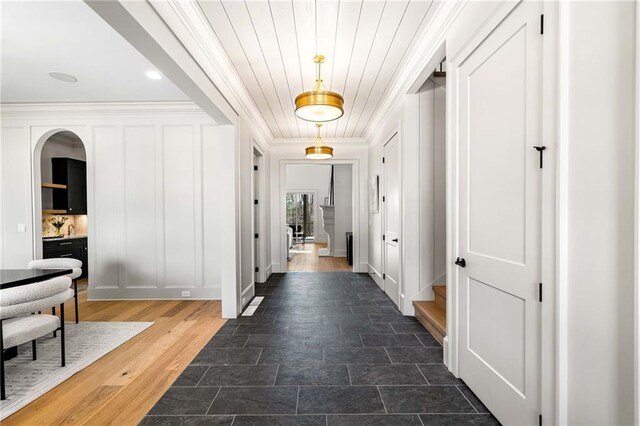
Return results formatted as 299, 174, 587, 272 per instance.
41, 183, 67, 189
43, 209, 67, 215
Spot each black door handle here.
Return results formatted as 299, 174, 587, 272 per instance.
455, 257, 466, 267
392, 238, 399, 243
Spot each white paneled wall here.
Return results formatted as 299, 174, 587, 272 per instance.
0, 103, 235, 301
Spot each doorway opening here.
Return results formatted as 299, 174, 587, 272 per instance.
285, 164, 353, 272
35, 130, 89, 292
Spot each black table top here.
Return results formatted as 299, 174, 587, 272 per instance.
0, 269, 73, 290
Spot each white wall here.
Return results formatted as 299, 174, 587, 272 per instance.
367, 82, 446, 313
286, 164, 332, 243
333, 164, 353, 256
270, 142, 368, 273
0, 103, 237, 304
563, 2, 636, 424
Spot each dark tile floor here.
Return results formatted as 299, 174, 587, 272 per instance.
141, 272, 500, 425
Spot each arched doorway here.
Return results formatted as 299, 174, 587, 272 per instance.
33, 129, 89, 287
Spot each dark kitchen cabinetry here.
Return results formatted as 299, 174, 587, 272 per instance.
43, 237, 88, 279
52, 158, 87, 214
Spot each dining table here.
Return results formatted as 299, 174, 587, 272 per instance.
0, 268, 72, 359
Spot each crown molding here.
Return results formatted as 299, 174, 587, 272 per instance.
364, 0, 467, 143
271, 137, 368, 147
151, 0, 273, 144
0, 101, 212, 119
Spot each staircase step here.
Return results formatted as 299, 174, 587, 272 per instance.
413, 301, 446, 344
433, 285, 446, 308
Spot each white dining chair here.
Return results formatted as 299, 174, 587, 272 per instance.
28, 258, 82, 323
0, 276, 73, 400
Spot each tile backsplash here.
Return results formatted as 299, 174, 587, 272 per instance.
42, 214, 87, 237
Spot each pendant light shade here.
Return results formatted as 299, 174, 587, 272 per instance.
305, 123, 334, 160
295, 55, 344, 123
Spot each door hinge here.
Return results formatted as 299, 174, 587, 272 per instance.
382, 234, 385, 241
254, 233, 259, 239
383, 273, 386, 279
382, 157, 385, 163
255, 267, 259, 273
253, 165, 258, 171
540, 14, 544, 35
539, 414, 542, 426
254, 199, 258, 205
533, 146, 546, 168
382, 195, 386, 202
539, 283, 543, 302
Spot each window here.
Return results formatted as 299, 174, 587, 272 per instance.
286, 192, 314, 243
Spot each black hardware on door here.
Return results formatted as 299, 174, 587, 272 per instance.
533, 146, 546, 168
392, 238, 399, 243
455, 257, 466, 268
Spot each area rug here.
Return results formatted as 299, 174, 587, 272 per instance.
0, 321, 154, 420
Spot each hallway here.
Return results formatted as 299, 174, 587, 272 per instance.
142, 272, 498, 424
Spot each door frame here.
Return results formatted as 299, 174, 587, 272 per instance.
381, 129, 402, 304
252, 141, 268, 284
278, 159, 360, 272
445, 0, 560, 423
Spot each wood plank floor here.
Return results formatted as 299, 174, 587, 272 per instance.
3, 290, 224, 426
287, 243, 352, 272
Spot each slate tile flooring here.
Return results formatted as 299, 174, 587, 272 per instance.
141, 272, 500, 425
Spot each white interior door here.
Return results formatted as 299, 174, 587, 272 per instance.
253, 153, 259, 283
457, 2, 542, 424
383, 133, 400, 306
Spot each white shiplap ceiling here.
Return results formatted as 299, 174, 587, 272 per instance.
198, 0, 438, 139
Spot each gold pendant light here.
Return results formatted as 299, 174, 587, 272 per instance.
295, 55, 344, 122
305, 123, 334, 160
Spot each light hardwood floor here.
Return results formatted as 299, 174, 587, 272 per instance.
287, 243, 352, 272
3, 290, 224, 426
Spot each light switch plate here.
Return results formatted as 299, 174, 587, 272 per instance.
17, 224, 26, 233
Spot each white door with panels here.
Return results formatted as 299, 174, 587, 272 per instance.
383, 133, 400, 306
456, 1, 542, 425
253, 153, 260, 283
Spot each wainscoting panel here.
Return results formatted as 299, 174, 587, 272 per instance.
123, 126, 158, 288
163, 125, 197, 289
92, 125, 120, 289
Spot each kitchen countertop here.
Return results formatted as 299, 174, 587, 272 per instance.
42, 235, 88, 241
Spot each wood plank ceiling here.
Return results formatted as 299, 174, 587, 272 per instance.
198, 0, 437, 139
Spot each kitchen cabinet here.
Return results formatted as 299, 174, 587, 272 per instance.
52, 158, 87, 214
43, 237, 88, 279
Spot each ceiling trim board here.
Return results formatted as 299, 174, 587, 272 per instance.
363, 0, 466, 143
148, 0, 274, 143
0, 101, 213, 119
271, 137, 367, 146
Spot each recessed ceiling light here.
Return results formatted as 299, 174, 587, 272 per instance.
48, 72, 78, 83
146, 70, 163, 80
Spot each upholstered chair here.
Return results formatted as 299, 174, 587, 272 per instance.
28, 258, 82, 323
0, 276, 73, 400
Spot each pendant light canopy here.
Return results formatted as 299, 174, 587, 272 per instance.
305, 123, 334, 160
295, 55, 344, 122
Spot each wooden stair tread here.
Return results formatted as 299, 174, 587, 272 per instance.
433, 285, 446, 299
413, 301, 446, 334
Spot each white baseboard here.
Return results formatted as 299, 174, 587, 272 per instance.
443, 336, 449, 367
332, 249, 347, 257
241, 284, 255, 307
88, 287, 221, 300
414, 272, 448, 301
367, 264, 384, 289
266, 264, 272, 279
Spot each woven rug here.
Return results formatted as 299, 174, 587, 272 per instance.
0, 321, 153, 420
